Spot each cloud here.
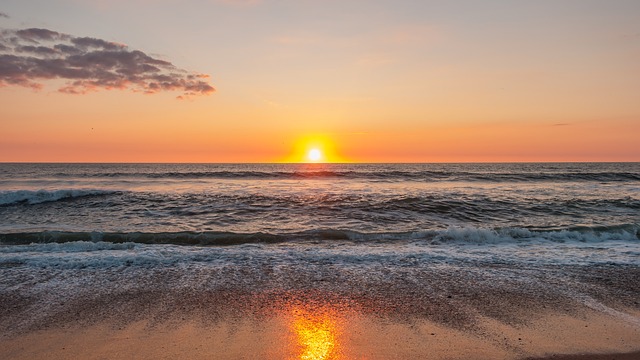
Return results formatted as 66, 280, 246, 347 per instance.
0, 12, 9, 19
0, 27, 214, 98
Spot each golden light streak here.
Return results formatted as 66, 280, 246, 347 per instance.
290, 306, 341, 360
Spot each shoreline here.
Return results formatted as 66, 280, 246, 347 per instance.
526, 351, 640, 360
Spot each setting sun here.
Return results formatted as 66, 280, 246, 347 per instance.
308, 148, 322, 162
283, 135, 347, 163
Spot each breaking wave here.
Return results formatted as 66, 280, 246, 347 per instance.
1, 224, 637, 246
0, 189, 118, 206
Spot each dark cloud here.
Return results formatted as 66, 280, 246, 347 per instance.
16, 28, 67, 42
0, 12, 9, 19
0, 27, 214, 98
16, 45, 59, 55
71, 37, 125, 51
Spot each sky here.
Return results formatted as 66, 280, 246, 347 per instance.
1, 0, 639, 163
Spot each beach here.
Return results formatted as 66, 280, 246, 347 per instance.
2, 313, 640, 360
1, 250, 639, 359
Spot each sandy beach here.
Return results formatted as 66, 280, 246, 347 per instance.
1, 297, 639, 359
2, 261, 639, 359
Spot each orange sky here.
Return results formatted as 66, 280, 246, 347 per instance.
1, 1, 639, 162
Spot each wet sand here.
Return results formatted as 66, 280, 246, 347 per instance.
1, 262, 639, 359
1, 305, 639, 360
527, 351, 640, 360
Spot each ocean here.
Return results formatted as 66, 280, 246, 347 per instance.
1, 163, 639, 358
1, 163, 638, 262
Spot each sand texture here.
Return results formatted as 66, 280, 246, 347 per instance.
1, 261, 639, 359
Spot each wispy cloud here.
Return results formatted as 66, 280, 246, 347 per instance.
0, 27, 214, 98
0, 12, 9, 19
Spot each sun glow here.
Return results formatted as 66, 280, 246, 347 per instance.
283, 134, 348, 163
308, 148, 322, 162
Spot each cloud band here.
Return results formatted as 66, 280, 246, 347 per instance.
0, 27, 214, 98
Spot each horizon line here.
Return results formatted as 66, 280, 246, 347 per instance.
1, 161, 639, 165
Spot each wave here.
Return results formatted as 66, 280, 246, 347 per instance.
0, 189, 117, 206
40, 170, 640, 182
121, 193, 640, 220
3, 190, 638, 213
1, 224, 637, 246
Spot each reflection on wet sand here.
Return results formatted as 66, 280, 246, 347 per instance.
288, 305, 342, 360
2, 293, 640, 360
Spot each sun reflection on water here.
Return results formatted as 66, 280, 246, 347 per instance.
290, 306, 341, 360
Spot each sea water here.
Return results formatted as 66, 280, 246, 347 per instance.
0, 163, 638, 268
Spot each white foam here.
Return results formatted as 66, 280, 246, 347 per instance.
0, 241, 136, 253
430, 226, 639, 245
0, 231, 638, 271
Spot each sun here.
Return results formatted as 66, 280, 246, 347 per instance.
283, 134, 347, 163
307, 148, 322, 162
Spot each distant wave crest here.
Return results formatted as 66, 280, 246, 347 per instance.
45, 170, 640, 182
0, 189, 117, 206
